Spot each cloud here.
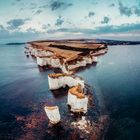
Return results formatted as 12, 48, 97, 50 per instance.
7, 18, 29, 30
0, 25, 9, 37
109, 3, 115, 7
0, 25, 4, 30
39, 4, 48, 9
1, 23, 140, 43
34, 9, 43, 15
49, 0, 72, 11
26, 28, 40, 33
118, 2, 140, 17
30, 3, 37, 9
42, 24, 51, 30
19, 7, 24, 12
88, 12, 95, 17
0, 25, 41, 43
55, 16, 64, 26
134, 7, 140, 16
90, 1, 98, 5
101, 16, 110, 24
47, 23, 140, 35
118, 2, 132, 17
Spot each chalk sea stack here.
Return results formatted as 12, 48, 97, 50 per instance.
67, 85, 88, 113
44, 106, 61, 124
48, 73, 85, 90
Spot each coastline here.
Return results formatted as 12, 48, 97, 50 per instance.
23, 39, 109, 139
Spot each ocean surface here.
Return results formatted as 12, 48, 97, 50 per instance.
0, 44, 139, 140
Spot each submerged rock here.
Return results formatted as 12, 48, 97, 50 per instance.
71, 116, 91, 133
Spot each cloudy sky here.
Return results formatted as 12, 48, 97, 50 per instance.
0, 0, 140, 43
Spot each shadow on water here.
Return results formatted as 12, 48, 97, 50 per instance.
51, 86, 69, 99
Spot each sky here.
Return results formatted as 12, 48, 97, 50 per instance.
0, 0, 140, 43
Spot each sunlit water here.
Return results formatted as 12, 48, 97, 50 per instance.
0, 44, 139, 140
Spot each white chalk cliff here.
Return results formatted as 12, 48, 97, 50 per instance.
25, 44, 98, 73
67, 56, 97, 71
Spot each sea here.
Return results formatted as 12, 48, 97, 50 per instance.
0, 44, 139, 140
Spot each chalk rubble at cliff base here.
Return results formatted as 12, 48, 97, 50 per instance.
71, 116, 91, 133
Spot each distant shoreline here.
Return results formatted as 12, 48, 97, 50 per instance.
5, 42, 25, 45
5, 39, 140, 46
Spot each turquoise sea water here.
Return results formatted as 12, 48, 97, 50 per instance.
0, 44, 139, 140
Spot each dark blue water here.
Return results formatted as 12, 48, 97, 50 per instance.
77, 45, 140, 140
0, 44, 140, 140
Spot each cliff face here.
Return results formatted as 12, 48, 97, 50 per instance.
67, 55, 97, 71
25, 40, 107, 73
37, 56, 62, 68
